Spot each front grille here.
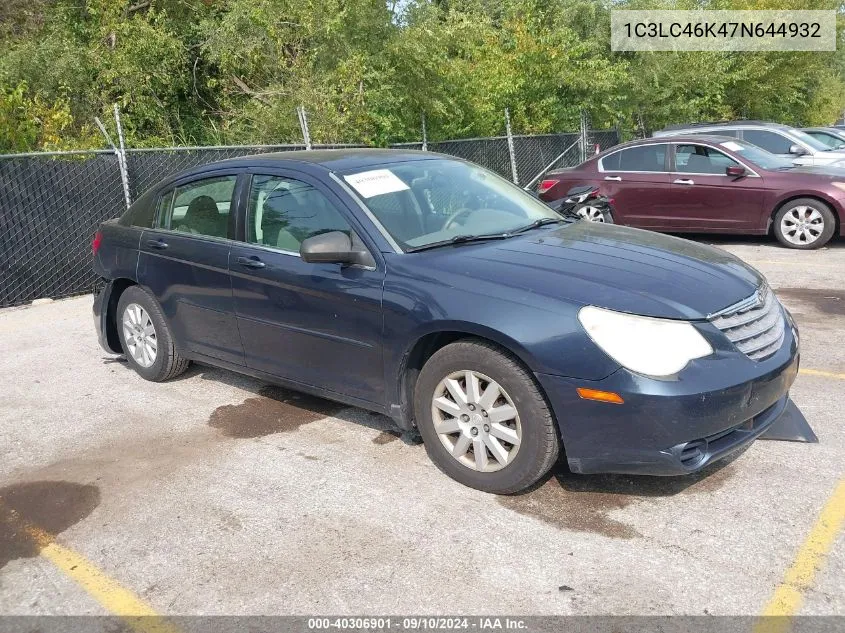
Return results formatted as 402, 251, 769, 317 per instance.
710, 285, 785, 361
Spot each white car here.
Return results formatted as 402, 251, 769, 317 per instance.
653, 121, 845, 168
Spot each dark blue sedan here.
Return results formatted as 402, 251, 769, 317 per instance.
92, 150, 799, 493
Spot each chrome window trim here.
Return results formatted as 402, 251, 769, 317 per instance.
329, 172, 403, 253
239, 242, 300, 257
597, 142, 672, 173
671, 142, 761, 178
233, 240, 377, 271
597, 141, 762, 177
143, 226, 235, 245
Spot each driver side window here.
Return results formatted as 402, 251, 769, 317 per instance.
247, 175, 353, 253
675, 144, 741, 175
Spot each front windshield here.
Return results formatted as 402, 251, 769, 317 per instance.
806, 130, 845, 149
718, 140, 794, 170
790, 129, 831, 152
341, 159, 561, 250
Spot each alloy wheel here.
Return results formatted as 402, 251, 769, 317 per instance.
430, 370, 522, 472
122, 303, 157, 368
577, 205, 606, 222
780, 205, 825, 246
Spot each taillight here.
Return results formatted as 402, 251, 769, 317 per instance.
537, 179, 557, 194
92, 230, 103, 255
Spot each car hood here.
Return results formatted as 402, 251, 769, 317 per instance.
774, 165, 845, 181
794, 151, 845, 164
418, 223, 764, 320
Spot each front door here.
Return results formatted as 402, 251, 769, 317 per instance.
138, 171, 245, 365
229, 170, 385, 405
666, 143, 765, 232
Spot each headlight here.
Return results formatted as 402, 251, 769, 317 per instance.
578, 306, 713, 377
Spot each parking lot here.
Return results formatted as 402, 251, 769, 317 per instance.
0, 236, 843, 619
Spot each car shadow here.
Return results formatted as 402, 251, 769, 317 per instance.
104, 361, 748, 494
178, 364, 422, 442
515, 447, 746, 500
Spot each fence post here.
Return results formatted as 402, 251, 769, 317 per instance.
94, 116, 131, 210
297, 106, 312, 150
579, 110, 588, 163
421, 113, 428, 152
504, 108, 519, 185
113, 104, 132, 208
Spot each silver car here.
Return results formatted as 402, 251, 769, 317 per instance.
653, 121, 845, 168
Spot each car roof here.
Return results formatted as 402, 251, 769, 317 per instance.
598, 135, 741, 153
207, 148, 442, 173
658, 120, 789, 132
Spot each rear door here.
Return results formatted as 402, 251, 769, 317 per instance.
138, 171, 245, 365
666, 143, 765, 231
229, 169, 385, 405
598, 143, 672, 228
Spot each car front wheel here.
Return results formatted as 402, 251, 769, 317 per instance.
773, 199, 836, 249
413, 339, 560, 494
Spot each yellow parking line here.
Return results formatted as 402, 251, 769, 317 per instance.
0, 502, 178, 633
754, 479, 845, 633
799, 368, 845, 381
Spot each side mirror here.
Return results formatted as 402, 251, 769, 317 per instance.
788, 144, 808, 156
726, 165, 747, 178
300, 231, 374, 267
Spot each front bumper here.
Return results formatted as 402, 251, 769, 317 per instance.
536, 323, 800, 476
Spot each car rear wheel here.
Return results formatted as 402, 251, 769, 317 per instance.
773, 199, 836, 249
413, 339, 560, 494
116, 286, 190, 382
576, 204, 614, 223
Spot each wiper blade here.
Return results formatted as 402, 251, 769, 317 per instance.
509, 217, 565, 234
407, 233, 510, 252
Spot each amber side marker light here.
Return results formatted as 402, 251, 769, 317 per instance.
576, 388, 624, 404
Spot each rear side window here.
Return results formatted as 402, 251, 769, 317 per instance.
742, 130, 792, 154
119, 190, 157, 228
601, 145, 667, 172
159, 176, 237, 239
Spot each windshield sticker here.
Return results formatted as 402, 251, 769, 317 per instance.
720, 141, 743, 152
344, 169, 410, 198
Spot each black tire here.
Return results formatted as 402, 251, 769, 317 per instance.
116, 285, 190, 382
773, 198, 836, 250
413, 339, 560, 494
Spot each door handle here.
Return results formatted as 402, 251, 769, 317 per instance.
604, 176, 622, 181
237, 256, 266, 269
146, 239, 168, 250
673, 178, 695, 185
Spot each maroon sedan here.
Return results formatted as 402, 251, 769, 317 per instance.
538, 135, 845, 249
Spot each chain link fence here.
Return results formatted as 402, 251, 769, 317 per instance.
0, 130, 619, 308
